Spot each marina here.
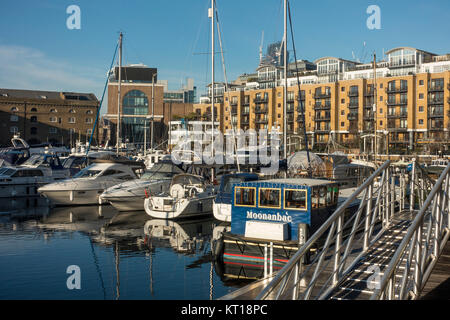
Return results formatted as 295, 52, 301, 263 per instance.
0, 0, 449, 302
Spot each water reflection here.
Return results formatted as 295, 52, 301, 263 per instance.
0, 198, 254, 299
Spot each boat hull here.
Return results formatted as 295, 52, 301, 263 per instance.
213, 201, 231, 222
102, 196, 145, 211
39, 189, 104, 205
144, 196, 215, 219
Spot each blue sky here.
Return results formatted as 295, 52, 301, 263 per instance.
0, 0, 449, 109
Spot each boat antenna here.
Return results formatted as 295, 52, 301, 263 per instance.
117, 32, 123, 156
287, 0, 311, 175
85, 40, 119, 155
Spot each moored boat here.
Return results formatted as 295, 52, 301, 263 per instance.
143, 173, 215, 219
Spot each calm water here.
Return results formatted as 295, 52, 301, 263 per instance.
0, 197, 252, 300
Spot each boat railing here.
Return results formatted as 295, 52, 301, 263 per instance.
255, 160, 414, 300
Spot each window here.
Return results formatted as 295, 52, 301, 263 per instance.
419, 93, 424, 99
258, 188, 281, 208
30, 116, 37, 123
419, 80, 424, 86
341, 122, 345, 127
419, 119, 424, 125
50, 108, 57, 113
85, 118, 93, 124
380, 96, 383, 102
419, 106, 424, 112
284, 189, 307, 210
49, 116, 57, 122
49, 127, 57, 134
380, 120, 383, 126
10, 126, 18, 133
341, 87, 345, 92
86, 110, 93, 115
86, 129, 92, 135
10, 107, 19, 112
30, 108, 37, 112
235, 187, 256, 207
68, 117, 76, 123
10, 115, 18, 122
341, 99, 345, 104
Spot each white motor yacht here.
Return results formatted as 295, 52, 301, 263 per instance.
99, 161, 184, 211
38, 160, 144, 205
0, 154, 70, 198
144, 173, 215, 219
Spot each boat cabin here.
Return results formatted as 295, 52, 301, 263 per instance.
230, 178, 339, 242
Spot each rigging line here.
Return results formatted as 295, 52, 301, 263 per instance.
86, 41, 119, 155
287, 0, 311, 174
89, 237, 107, 299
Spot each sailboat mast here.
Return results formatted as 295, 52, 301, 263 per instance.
283, 0, 287, 160
373, 52, 377, 164
116, 32, 123, 156
210, 0, 215, 182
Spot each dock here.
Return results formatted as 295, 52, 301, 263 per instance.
220, 160, 450, 300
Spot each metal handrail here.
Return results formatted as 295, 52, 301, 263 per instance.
370, 163, 450, 299
256, 160, 395, 300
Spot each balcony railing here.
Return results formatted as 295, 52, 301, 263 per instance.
348, 90, 359, 97
428, 85, 444, 92
315, 127, 331, 133
254, 96, 269, 103
387, 112, 408, 119
428, 98, 444, 105
315, 115, 331, 121
364, 88, 375, 96
363, 111, 374, 120
314, 103, 331, 110
314, 91, 331, 99
231, 107, 237, 115
255, 118, 268, 124
255, 106, 268, 113
230, 101, 238, 107
241, 109, 249, 115
347, 113, 358, 121
387, 100, 408, 106
348, 102, 359, 109
386, 87, 408, 94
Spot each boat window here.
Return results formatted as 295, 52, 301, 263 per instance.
284, 189, 307, 210
311, 188, 320, 209
319, 187, 327, 207
73, 169, 101, 178
235, 187, 256, 207
102, 169, 124, 176
12, 169, 43, 177
259, 188, 281, 208
0, 168, 15, 176
326, 187, 333, 205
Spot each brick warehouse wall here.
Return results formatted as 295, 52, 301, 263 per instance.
0, 90, 99, 147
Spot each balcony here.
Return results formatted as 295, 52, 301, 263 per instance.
314, 102, 331, 110
387, 100, 408, 106
255, 106, 268, 113
348, 90, 359, 97
254, 96, 269, 103
315, 127, 331, 133
347, 113, 358, 121
364, 88, 375, 96
387, 112, 408, 119
386, 87, 408, 94
348, 102, 359, 109
255, 118, 268, 124
231, 107, 237, 115
315, 115, 331, 122
314, 91, 331, 99
286, 105, 295, 113
287, 96, 295, 103
363, 111, 374, 120
230, 100, 238, 107
428, 98, 444, 105
428, 85, 444, 92
241, 109, 249, 115
242, 100, 250, 106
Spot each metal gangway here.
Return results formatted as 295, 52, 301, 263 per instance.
253, 160, 450, 300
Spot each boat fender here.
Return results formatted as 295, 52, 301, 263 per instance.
212, 236, 224, 261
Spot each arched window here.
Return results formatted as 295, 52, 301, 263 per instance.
10, 106, 19, 112
50, 108, 57, 113
122, 90, 148, 115
86, 110, 93, 114
69, 109, 76, 113
30, 108, 37, 112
